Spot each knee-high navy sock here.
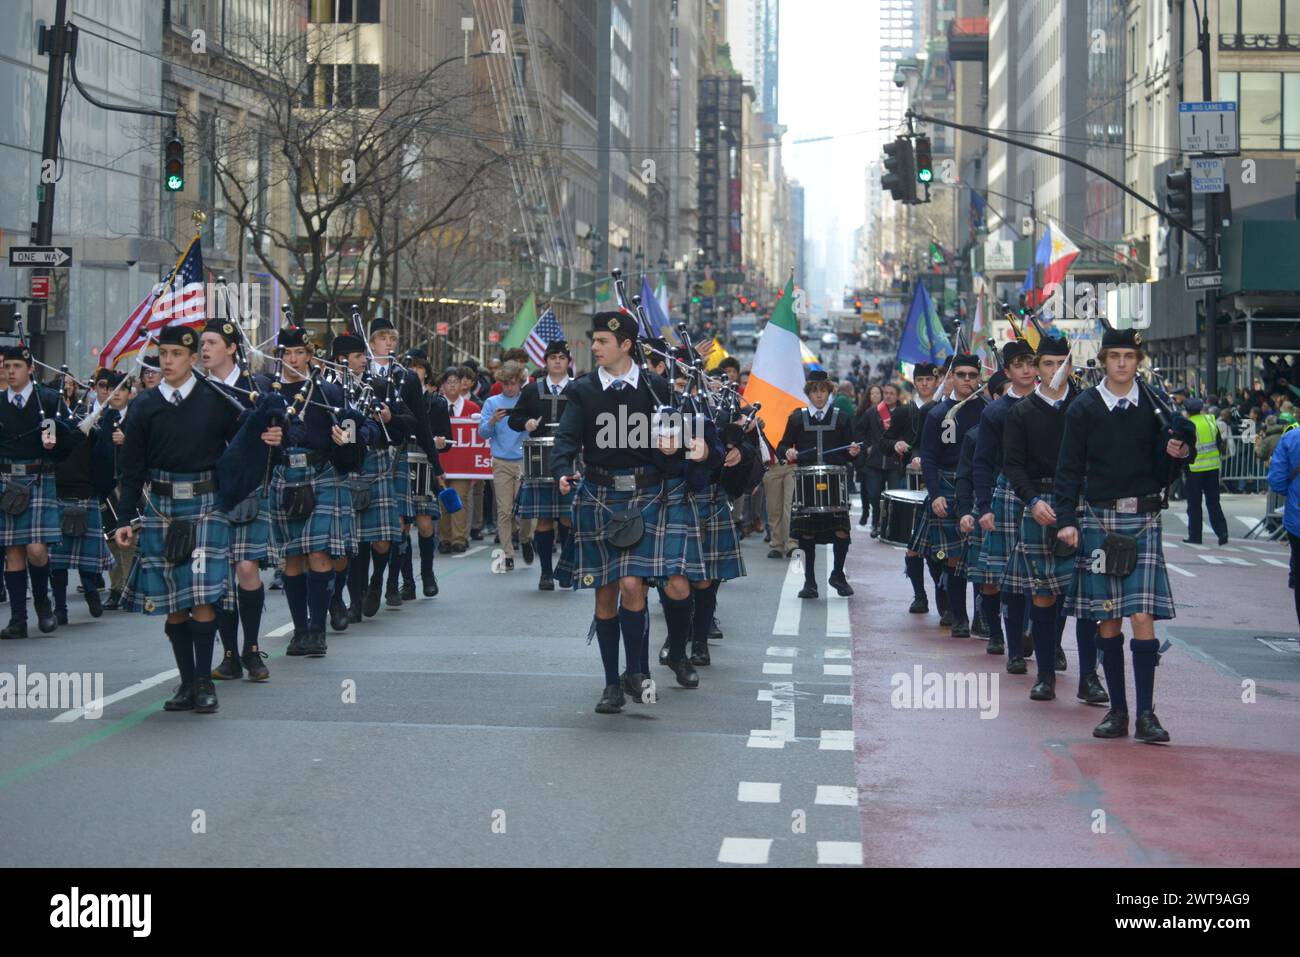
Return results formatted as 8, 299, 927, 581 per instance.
692, 581, 719, 644
927, 557, 945, 591
618, 605, 647, 674
399, 539, 414, 588
1075, 617, 1099, 675
660, 593, 694, 660
190, 617, 218, 679
5, 569, 28, 621
947, 573, 967, 622
237, 586, 264, 654
386, 539, 404, 590
332, 569, 348, 606
77, 570, 98, 596
801, 538, 817, 586
349, 554, 368, 606
593, 616, 621, 685
640, 607, 651, 674
307, 569, 333, 632
1002, 592, 1026, 651
1029, 603, 1059, 678
50, 568, 69, 613
217, 607, 240, 656
1130, 638, 1159, 714
28, 561, 50, 609
1097, 634, 1127, 712
904, 554, 926, 599
832, 539, 849, 575
534, 529, 555, 577
283, 573, 308, 632
164, 621, 195, 687
556, 523, 571, 548
368, 547, 391, 589
418, 533, 435, 579
980, 591, 1005, 640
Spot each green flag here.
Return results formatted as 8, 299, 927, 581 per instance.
595, 280, 612, 303
768, 276, 798, 336
501, 291, 537, 350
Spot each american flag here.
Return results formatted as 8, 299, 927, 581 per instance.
524, 307, 563, 366
99, 238, 207, 369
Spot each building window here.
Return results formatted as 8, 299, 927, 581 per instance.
308, 0, 379, 23
513, 0, 525, 24
513, 53, 526, 88
304, 63, 379, 108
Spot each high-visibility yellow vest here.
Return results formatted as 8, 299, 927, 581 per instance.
1189, 413, 1221, 472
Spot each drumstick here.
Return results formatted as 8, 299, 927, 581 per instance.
792, 443, 860, 459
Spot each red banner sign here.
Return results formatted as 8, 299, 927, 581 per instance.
488, 330, 500, 343
436, 322, 450, 336
439, 417, 493, 480
30, 276, 49, 299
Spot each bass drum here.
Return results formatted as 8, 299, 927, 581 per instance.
879, 489, 929, 547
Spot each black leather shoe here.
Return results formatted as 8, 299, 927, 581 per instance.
538, 575, 555, 591
709, 617, 723, 641
470, 528, 484, 541
908, 595, 929, 614
1076, 672, 1109, 705
870, 528, 881, 539
665, 656, 700, 688
85, 588, 103, 618
504, 557, 515, 572
858, 514, 869, 526
363, 588, 382, 617
385, 588, 403, 608
1006, 656, 1027, 675
555, 570, 572, 589
828, 572, 854, 597
212, 650, 243, 681
658, 642, 670, 666
1029, 676, 1056, 701
451, 542, 468, 554
1134, 710, 1170, 744
689, 640, 711, 666
55, 607, 69, 626
1055, 643, 1067, 671
986, 633, 1005, 655
423, 576, 438, 597
347, 603, 364, 624
595, 683, 626, 714
286, 628, 308, 656
400, 582, 416, 601
34, 602, 57, 634
163, 683, 195, 711
938, 610, 954, 628
621, 671, 657, 704
1181, 537, 1202, 545
950, 618, 970, 638
0, 619, 28, 640
438, 541, 452, 555
1092, 708, 1130, 739
241, 647, 270, 682
305, 628, 327, 658
329, 603, 350, 632
1217, 534, 1229, 546
522, 540, 535, 565
767, 548, 782, 559
798, 585, 819, 599
192, 678, 219, 714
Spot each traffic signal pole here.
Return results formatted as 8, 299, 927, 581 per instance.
1197, 5, 1219, 397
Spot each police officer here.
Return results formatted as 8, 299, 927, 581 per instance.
1181, 396, 1229, 546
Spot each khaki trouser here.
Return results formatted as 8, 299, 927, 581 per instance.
438, 479, 473, 546
491, 458, 535, 559
764, 462, 796, 554
471, 479, 485, 530
109, 540, 136, 593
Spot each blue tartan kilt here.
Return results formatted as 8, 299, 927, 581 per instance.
404, 450, 442, 520
514, 477, 574, 519
923, 470, 965, 561
226, 491, 271, 563
352, 447, 401, 543
969, 477, 1022, 586
48, 496, 115, 573
694, 485, 746, 582
391, 446, 413, 519
1065, 507, 1175, 620
122, 470, 234, 615
571, 474, 706, 589
954, 524, 983, 578
1004, 495, 1078, 598
270, 455, 352, 558
0, 463, 62, 547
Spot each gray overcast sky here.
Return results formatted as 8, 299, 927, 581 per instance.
778, 0, 880, 308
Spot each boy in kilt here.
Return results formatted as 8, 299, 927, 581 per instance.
399, 356, 446, 597
114, 325, 279, 714
1002, 334, 1108, 704
200, 319, 273, 682
94, 371, 135, 610
777, 370, 861, 600
46, 394, 113, 623
552, 312, 708, 714
0, 345, 66, 638
271, 327, 374, 659
1054, 329, 1195, 743
508, 339, 577, 590
901, 362, 946, 616
917, 355, 986, 636
953, 420, 984, 629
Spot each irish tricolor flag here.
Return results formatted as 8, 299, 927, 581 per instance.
743, 276, 805, 446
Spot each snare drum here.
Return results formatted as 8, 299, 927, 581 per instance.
792, 465, 849, 514
879, 488, 928, 546
523, 436, 556, 482
408, 451, 435, 500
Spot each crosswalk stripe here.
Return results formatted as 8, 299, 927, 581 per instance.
1236, 515, 1261, 531
1165, 562, 1195, 577
1263, 558, 1290, 569
773, 556, 803, 636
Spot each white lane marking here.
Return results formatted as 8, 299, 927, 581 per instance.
267, 622, 295, 638
1197, 554, 1252, 566
816, 841, 862, 865
1236, 515, 1261, 531
773, 556, 803, 636
1242, 545, 1285, 555
823, 648, 851, 659
823, 694, 853, 705
827, 592, 851, 638
1217, 545, 1241, 552
1165, 562, 1195, 578
1263, 558, 1290, 569
762, 662, 793, 675
1165, 542, 1179, 549
1174, 512, 1189, 524
450, 545, 486, 560
823, 664, 853, 677
718, 838, 772, 864
748, 682, 796, 748
819, 729, 854, 751
1182, 541, 1208, 550
746, 731, 785, 748
52, 669, 179, 723
815, 785, 859, 806
766, 646, 798, 657
737, 782, 781, 803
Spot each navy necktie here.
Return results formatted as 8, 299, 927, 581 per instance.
611, 380, 629, 391
13, 395, 22, 410
1117, 398, 1130, 410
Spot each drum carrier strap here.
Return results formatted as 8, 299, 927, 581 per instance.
800, 407, 839, 465
538, 379, 569, 436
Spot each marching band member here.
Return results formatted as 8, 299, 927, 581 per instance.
96, 370, 134, 610
401, 356, 446, 597
479, 361, 530, 571
438, 369, 479, 554
1054, 329, 1195, 743
902, 362, 945, 615
138, 355, 161, 392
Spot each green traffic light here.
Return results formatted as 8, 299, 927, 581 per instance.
918, 168, 933, 183
166, 174, 184, 191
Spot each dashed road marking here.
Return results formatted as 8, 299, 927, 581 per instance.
1165, 562, 1195, 577
766, 646, 798, 657
267, 622, 295, 638
737, 782, 781, 803
815, 785, 858, 806
762, 662, 793, 675
1263, 558, 1290, 569
718, 838, 772, 864
823, 664, 853, 677
823, 694, 853, 705
824, 648, 851, 659
773, 557, 803, 636
816, 841, 862, 865
819, 729, 854, 751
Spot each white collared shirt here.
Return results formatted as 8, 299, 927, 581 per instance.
450, 395, 466, 416
1034, 384, 1068, 409
6, 382, 34, 408
220, 365, 242, 387
159, 374, 196, 406
808, 399, 832, 422
545, 375, 572, 395
1096, 378, 1140, 411
598, 363, 640, 391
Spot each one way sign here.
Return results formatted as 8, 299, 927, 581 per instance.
8, 246, 73, 267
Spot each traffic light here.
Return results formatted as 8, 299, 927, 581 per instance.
881, 137, 917, 204
853, 298, 863, 315
164, 136, 185, 192
1165, 168, 1193, 227
872, 297, 880, 307
691, 284, 702, 304
914, 135, 933, 184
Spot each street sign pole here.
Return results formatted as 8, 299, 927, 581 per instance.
1198, 12, 1219, 398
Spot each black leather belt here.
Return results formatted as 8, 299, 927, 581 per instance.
0, 461, 50, 476
583, 466, 664, 491
285, 449, 329, 469
150, 479, 218, 499
1087, 495, 1163, 514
